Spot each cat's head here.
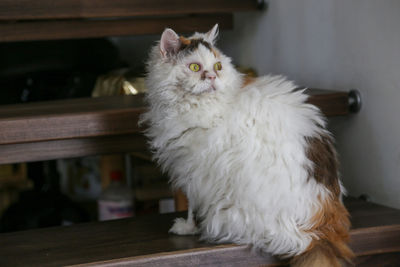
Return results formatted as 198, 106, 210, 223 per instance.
147, 24, 240, 96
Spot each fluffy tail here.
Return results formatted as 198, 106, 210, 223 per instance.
291, 240, 353, 267
291, 198, 354, 267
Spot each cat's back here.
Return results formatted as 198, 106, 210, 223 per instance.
232, 75, 325, 139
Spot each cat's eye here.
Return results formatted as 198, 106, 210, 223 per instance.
189, 63, 201, 72
214, 62, 222, 71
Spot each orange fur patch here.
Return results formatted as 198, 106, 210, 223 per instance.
291, 242, 342, 267
293, 197, 354, 266
242, 76, 256, 87
179, 36, 191, 46
293, 124, 354, 266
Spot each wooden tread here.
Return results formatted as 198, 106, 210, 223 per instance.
0, 0, 260, 42
0, 90, 350, 164
0, 198, 399, 266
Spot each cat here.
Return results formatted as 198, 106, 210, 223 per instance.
140, 24, 354, 266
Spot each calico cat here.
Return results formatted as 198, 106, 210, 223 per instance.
141, 24, 354, 266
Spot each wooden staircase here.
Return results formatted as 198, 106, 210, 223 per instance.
0, 91, 399, 266
0, 1, 398, 265
0, 197, 399, 266
0, 89, 349, 165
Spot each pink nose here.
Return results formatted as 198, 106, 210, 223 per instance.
205, 72, 216, 81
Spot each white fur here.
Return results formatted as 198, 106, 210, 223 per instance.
141, 27, 341, 257
169, 207, 199, 235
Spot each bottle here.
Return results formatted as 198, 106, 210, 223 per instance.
98, 170, 134, 221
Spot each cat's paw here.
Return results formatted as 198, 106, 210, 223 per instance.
169, 217, 200, 235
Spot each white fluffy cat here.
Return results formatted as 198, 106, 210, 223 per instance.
141, 25, 353, 266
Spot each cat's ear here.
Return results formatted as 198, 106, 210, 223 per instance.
160, 28, 180, 58
205, 24, 219, 45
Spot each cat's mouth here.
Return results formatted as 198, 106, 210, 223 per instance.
204, 85, 216, 93
196, 86, 216, 95
190, 85, 216, 95
188, 81, 217, 95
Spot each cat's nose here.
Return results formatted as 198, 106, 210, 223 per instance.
206, 72, 216, 81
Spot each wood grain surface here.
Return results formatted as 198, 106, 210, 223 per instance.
0, 198, 399, 267
305, 89, 349, 117
0, 90, 351, 164
0, 134, 148, 165
0, 14, 233, 42
0, 90, 349, 145
0, 95, 145, 145
354, 252, 400, 267
0, 0, 260, 20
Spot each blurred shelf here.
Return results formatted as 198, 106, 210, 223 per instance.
135, 182, 173, 202
0, 0, 260, 20
0, 14, 233, 42
0, 0, 262, 42
0, 197, 399, 266
0, 89, 351, 164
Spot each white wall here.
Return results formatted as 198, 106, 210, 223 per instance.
220, 0, 400, 208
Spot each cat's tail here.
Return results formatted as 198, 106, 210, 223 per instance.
290, 240, 353, 267
291, 198, 354, 267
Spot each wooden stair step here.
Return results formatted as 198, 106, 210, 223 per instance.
0, 0, 260, 42
0, 89, 351, 164
0, 197, 399, 266
0, 14, 233, 43
0, 0, 259, 20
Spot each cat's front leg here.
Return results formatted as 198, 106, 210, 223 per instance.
169, 206, 199, 235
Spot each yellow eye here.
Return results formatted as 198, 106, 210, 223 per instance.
189, 63, 201, 72
214, 62, 222, 71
